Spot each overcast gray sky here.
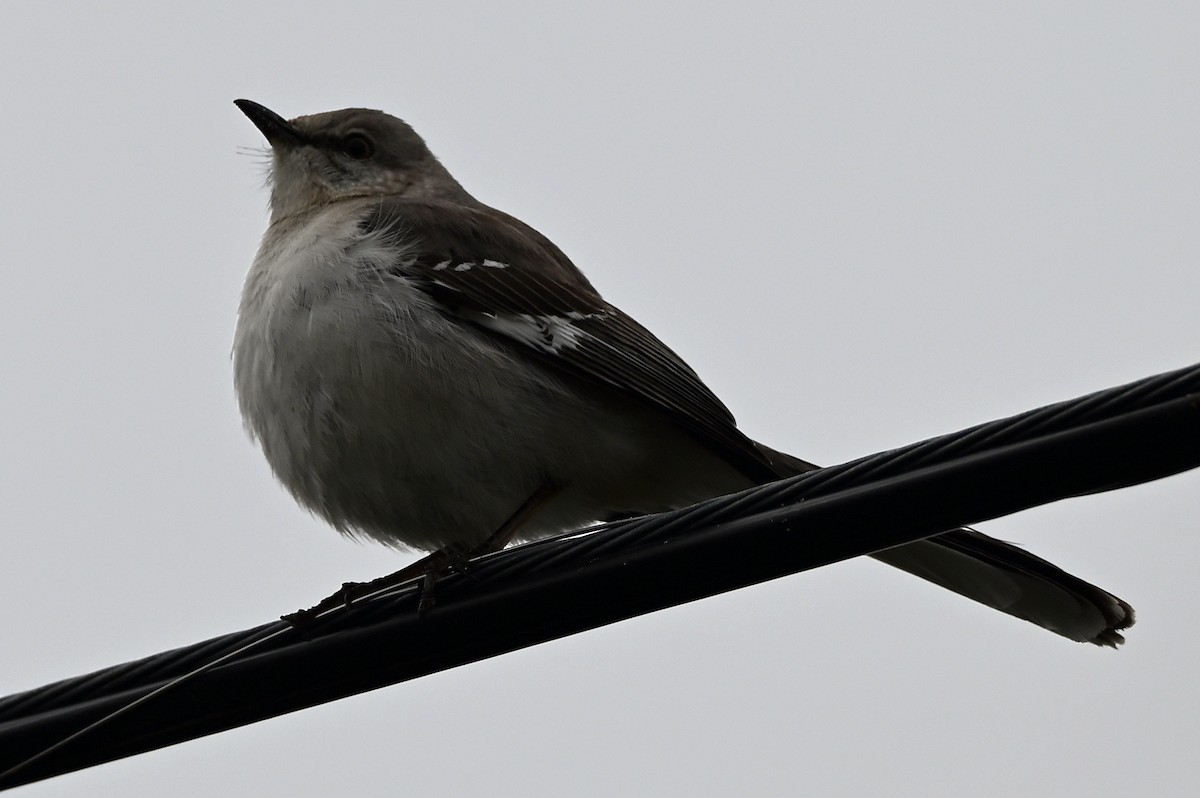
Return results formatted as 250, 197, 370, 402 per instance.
2, 2, 1198, 795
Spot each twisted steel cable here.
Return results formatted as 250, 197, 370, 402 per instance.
1, 361, 1198, 789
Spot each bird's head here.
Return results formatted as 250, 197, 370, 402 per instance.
235, 99, 470, 221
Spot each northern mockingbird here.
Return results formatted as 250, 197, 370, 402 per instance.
233, 99, 1133, 645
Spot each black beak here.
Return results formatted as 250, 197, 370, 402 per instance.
234, 99, 308, 147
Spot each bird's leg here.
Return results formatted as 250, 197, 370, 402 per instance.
416, 484, 559, 614
280, 555, 437, 627
284, 484, 558, 627
478, 483, 561, 555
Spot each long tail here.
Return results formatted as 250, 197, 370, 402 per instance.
754, 443, 1134, 646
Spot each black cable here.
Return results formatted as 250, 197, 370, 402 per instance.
1, 361, 1198, 790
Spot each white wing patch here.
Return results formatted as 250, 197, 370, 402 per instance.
411, 254, 604, 354
432, 259, 511, 272
481, 312, 604, 353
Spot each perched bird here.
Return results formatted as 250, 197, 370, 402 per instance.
233, 99, 1133, 645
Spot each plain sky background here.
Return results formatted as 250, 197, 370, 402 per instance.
2, 2, 1198, 795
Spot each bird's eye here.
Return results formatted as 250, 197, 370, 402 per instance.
341, 133, 374, 160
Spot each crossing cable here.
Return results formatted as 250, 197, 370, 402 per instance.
1, 361, 1198, 789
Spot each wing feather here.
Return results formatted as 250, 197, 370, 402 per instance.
359, 200, 776, 479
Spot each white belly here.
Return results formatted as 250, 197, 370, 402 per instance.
234, 205, 749, 551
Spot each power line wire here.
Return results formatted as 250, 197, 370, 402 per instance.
2, 361, 1198, 790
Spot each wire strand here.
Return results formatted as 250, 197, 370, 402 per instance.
1, 361, 1198, 790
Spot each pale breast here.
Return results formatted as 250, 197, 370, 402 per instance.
233, 205, 580, 548
234, 205, 752, 551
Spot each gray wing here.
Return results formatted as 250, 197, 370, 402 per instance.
360, 200, 779, 480
360, 200, 1135, 646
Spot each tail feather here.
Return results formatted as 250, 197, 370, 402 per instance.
753, 441, 1134, 646
873, 530, 1133, 646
